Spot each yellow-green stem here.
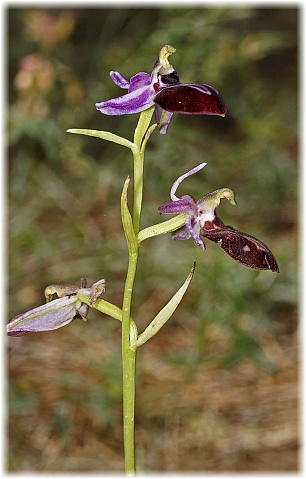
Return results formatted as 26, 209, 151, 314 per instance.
121, 108, 154, 474
121, 252, 138, 475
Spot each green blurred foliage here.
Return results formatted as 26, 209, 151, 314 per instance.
7, 6, 298, 472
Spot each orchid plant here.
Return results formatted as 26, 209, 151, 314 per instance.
7, 45, 278, 474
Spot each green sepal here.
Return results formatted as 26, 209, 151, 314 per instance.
200, 188, 236, 209
132, 263, 196, 348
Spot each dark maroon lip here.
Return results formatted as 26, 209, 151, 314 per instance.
154, 83, 227, 116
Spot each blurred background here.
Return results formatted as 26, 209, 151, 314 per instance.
7, 5, 298, 472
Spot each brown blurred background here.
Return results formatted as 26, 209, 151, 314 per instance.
7, 5, 299, 472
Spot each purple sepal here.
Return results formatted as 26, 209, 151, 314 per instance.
95, 84, 154, 115
159, 114, 173, 134
185, 215, 205, 249
154, 105, 174, 134
6, 296, 83, 337
158, 196, 196, 215
110, 71, 130, 89
128, 72, 151, 92
170, 163, 206, 200
172, 223, 205, 249
172, 226, 191, 241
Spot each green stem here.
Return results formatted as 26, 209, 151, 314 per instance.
122, 252, 138, 475
121, 108, 154, 474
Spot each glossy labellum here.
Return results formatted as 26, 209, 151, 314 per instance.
154, 83, 227, 116
202, 225, 279, 272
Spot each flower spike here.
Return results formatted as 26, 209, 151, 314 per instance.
159, 165, 279, 272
